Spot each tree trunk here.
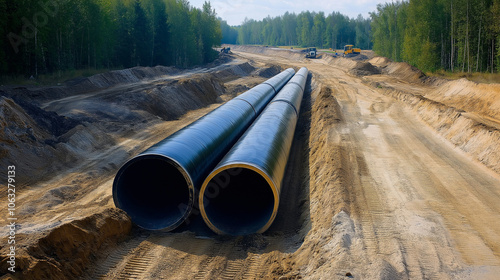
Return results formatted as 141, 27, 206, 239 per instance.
88, 26, 91, 69
462, 38, 466, 72
465, 1, 470, 73
450, 0, 454, 71
493, 38, 495, 74
151, 9, 155, 67
35, 23, 38, 77
476, 15, 481, 72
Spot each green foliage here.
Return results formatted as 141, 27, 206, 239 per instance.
372, 0, 500, 73
200, 2, 222, 63
235, 11, 372, 49
150, 0, 170, 66
0, 0, 7, 73
220, 19, 238, 44
1, 0, 222, 77
497, 34, 500, 72
355, 15, 371, 51
133, 0, 151, 66
371, 2, 408, 61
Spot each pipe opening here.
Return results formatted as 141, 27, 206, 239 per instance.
114, 156, 192, 230
203, 168, 276, 235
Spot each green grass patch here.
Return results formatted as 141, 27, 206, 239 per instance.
275, 45, 304, 50
319, 49, 343, 54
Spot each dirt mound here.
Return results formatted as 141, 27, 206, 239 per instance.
2, 86, 68, 103
269, 85, 357, 278
368, 56, 392, 67
1, 90, 80, 137
349, 62, 382, 76
44, 74, 226, 125
113, 74, 224, 121
427, 78, 500, 120
381, 87, 500, 174
351, 54, 370, 61
2, 66, 182, 103
419, 78, 500, 173
0, 96, 66, 185
0, 96, 53, 144
0, 94, 119, 187
369, 56, 426, 82
385, 61, 426, 82
211, 62, 255, 82
322, 55, 360, 70
255, 65, 282, 78
66, 66, 179, 95
0, 208, 131, 280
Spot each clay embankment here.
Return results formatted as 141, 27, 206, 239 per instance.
366, 57, 500, 174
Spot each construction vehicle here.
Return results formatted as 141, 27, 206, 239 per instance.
305, 47, 317, 58
343, 45, 361, 57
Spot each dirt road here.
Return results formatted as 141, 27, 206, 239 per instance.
2, 47, 500, 279
229, 47, 500, 278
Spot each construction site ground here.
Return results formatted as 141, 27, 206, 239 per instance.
1, 45, 500, 279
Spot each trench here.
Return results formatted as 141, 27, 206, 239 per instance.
81, 69, 313, 280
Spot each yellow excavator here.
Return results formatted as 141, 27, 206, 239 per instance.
343, 45, 361, 57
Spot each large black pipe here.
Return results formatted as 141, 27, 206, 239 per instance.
199, 67, 309, 235
113, 68, 295, 230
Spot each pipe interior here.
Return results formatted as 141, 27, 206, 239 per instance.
204, 168, 275, 235
115, 157, 191, 230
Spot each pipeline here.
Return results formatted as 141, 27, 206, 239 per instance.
199, 67, 309, 235
112, 68, 295, 230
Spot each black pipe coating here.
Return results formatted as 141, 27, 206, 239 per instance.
113, 68, 295, 230
199, 67, 309, 235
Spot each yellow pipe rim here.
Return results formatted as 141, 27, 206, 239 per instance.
199, 162, 280, 235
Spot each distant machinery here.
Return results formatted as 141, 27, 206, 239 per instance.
343, 45, 361, 57
305, 47, 317, 58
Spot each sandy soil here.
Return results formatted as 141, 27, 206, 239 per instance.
1, 46, 500, 279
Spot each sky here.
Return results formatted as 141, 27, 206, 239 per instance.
188, 0, 388, 26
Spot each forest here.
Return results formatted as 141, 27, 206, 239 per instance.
0, 0, 222, 77
225, 12, 373, 50
371, 0, 500, 72
2, 0, 500, 78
